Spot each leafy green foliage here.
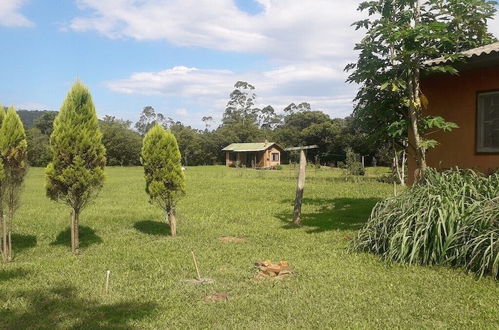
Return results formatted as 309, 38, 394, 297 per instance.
353, 168, 499, 279
347, 0, 496, 173
100, 116, 142, 166
0, 106, 28, 191
0, 106, 28, 262
0, 106, 5, 182
45, 81, 106, 212
26, 128, 51, 167
141, 124, 185, 213
345, 147, 365, 176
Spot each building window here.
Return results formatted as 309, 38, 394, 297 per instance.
477, 91, 499, 153
271, 152, 280, 161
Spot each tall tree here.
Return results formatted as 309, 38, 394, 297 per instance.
223, 81, 259, 125
347, 0, 496, 181
100, 116, 142, 166
46, 82, 106, 254
141, 124, 185, 237
135, 106, 171, 136
0, 107, 28, 262
201, 116, 213, 131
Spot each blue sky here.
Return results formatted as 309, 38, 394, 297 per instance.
1, 0, 498, 128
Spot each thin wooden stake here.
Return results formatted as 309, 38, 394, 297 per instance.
105, 270, 111, 294
292, 150, 307, 226
191, 251, 201, 281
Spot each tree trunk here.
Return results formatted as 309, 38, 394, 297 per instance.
71, 209, 80, 254
74, 210, 80, 254
7, 231, 12, 262
70, 210, 75, 253
407, 63, 427, 183
1, 214, 6, 263
293, 150, 307, 226
168, 211, 177, 237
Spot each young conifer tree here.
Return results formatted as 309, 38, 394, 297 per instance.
0, 106, 28, 262
0, 106, 6, 262
46, 81, 106, 254
141, 124, 185, 237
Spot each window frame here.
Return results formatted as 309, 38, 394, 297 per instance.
271, 152, 280, 162
476, 90, 499, 154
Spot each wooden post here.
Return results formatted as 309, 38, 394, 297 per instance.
293, 150, 307, 225
105, 270, 111, 294
285, 145, 318, 227
191, 251, 201, 281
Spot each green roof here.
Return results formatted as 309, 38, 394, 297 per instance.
222, 142, 279, 152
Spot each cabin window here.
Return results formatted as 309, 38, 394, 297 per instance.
271, 152, 280, 161
477, 91, 499, 153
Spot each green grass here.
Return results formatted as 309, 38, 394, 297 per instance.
0, 166, 498, 329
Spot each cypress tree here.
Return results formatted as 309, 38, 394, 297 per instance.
0, 106, 28, 262
46, 81, 106, 253
0, 106, 5, 262
141, 124, 185, 237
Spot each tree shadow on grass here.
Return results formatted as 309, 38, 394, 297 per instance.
276, 198, 381, 233
51, 226, 103, 249
12, 233, 37, 253
0, 268, 30, 282
133, 220, 170, 236
0, 285, 157, 329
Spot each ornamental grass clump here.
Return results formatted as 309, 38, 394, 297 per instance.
353, 168, 499, 279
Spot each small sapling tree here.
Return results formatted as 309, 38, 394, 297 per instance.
0, 106, 5, 262
0, 106, 28, 262
46, 82, 106, 254
141, 124, 185, 237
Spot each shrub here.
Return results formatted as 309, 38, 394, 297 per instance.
141, 124, 185, 237
353, 168, 499, 279
46, 82, 106, 254
0, 107, 28, 262
345, 148, 365, 176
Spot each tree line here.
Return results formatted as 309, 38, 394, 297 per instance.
23, 82, 389, 169
2, 82, 185, 261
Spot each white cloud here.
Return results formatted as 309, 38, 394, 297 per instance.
106, 63, 355, 119
489, 11, 499, 38
0, 0, 33, 27
80, 1, 499, 125
175, 108, 189, 116
71, 0, 362, 62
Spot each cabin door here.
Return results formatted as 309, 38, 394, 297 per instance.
246, 152, 256, 168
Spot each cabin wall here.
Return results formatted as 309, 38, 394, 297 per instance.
408, 65, 499, 184
262, 147, 282, 167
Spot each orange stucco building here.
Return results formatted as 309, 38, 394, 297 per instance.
408, 43, 499, 184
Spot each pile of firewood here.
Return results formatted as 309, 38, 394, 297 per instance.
255, 260, 292, 278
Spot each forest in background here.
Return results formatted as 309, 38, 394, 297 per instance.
11, 82, 389, 168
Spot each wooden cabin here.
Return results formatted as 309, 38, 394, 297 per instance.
408, 42, 499, 184
222, 142, 284, 168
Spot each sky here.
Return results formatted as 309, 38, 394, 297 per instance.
1, 0, 499, 129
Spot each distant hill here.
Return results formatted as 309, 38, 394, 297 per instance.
13, 109, 58, 129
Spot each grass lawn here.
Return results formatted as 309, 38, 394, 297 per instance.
0, 166, 498, 329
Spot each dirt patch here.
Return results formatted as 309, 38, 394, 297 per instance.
255, 260, 293, 279
219, 236, 247, 243
205, 292, 229, 302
